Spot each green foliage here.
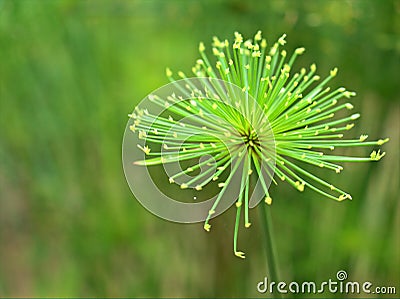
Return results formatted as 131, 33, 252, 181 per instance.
0, 0, 398, 297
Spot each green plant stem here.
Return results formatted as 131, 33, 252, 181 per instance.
259, 203, 282, 298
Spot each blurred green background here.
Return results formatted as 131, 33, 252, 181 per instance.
0, 0, 399, 297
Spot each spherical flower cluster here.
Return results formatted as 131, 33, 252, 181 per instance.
129, 31, 388, 258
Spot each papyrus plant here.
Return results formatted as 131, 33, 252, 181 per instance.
129, 31, 388, 258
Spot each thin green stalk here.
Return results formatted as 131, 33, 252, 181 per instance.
259, 203, 282, 298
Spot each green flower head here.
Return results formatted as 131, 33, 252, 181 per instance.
126, 30, 388, 258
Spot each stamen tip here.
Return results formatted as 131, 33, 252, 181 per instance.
330, 67, 338, 77
137, 144, 151, 155
278, 33, 287, 45
338, 193, 352, 201
199, 42, 205, 52
295, 47, 305, 55
346, 123, 354, 130
234, 251, 246, 259
345, 103, 354, 110
166, 67, 172, 77
377, 138, 389, 145
370, 150, 386, 161
265, 196, 272, 205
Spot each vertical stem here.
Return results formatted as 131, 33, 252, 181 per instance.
259, 203, 282, 298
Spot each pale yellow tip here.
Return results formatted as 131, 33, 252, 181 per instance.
265, 196, 272, 205
295, 47, 305, 55
137, 144, 151, 155
261, 39, 267, 48
295, 181, 305, 192
254, 30, 262, 41
234, 31, 243, 43
370, 150, 386, 161
204, 223, 211, 232
166, 67, 172, 77
377, 138, 389, 145
178, 71, 185, 78
344, 91, 357, 98
234, 251, 246, 259
346, 123, 354, 130
338, 193, 352, 201
310, 63, 316, 72
199, 42, 205, 52
278, 33, 287, 45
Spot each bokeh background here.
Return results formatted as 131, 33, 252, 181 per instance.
0, 0, 399, 297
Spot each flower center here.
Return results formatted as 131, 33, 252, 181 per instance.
241, 129, 260, 149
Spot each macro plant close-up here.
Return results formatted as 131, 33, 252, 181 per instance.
124, 31, 389, 262
1, 1, 399, 298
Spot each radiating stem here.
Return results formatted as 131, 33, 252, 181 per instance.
259, 204, 282, 298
